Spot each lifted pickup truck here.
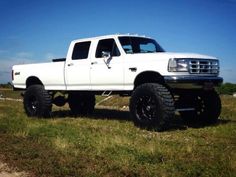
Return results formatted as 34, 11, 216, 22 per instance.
12, 34, 223, 131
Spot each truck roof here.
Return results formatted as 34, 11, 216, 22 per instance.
71, 34, 151, 43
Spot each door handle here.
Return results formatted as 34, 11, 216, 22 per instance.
129, 67, 137, 72
91, 61, 98, 65
67, 63, 74, 66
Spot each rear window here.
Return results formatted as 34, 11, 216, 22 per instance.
72, 41, 91, 60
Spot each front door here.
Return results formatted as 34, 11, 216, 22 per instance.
90, 38, 124, 90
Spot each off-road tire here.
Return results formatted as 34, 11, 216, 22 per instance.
129, 83, 175, 131
68, 92, 95, 116
24, 85, 52, 117
179, 90, 221, 124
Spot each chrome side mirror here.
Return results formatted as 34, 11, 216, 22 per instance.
102, 51, 111, 58
102, 51, 111, 69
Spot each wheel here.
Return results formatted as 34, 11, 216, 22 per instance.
179, 90, 221, 124
129, 83, 175, 131
68, 92, 95, 116
24, 85, 52, 117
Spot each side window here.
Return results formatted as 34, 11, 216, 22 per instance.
72, 41, 91, 60
96, 39, 120, 58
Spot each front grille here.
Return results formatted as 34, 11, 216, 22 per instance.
189, 59, 219, 74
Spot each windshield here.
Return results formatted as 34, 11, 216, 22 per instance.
118, 37, 165, 54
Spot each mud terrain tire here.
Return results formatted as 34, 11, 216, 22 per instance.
24, 85, 52, 117
130, 83, 175, 131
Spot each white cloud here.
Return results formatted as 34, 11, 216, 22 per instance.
0, 52, 35, 83
221, 68, 236, 84
45, 53, 61, 61
0, 52, 35, 73
16, 52, 33, 59
0, 58, 36, 83
0, 51, 60, 83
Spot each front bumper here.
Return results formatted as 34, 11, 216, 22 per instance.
164, 76, 223, 89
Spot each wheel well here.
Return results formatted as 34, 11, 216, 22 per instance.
26, 76, 43, 88
134, 71, 165, 88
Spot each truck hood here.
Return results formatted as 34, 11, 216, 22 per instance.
161, 52, 217, 59
131, 52, 218, 60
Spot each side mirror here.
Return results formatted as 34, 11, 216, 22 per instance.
102, 51, 111, 58
102, 51, 111, 69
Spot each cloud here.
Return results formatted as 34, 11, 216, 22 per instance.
0, 58, 35, 83
221, 68, 236, 83
0, 52, 35, 72
0, 51, 60, 83
15, 52, 33, 59
45, 53, 61, 61
0, 51, 36, 83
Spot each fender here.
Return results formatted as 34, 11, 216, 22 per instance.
134, 71, 165, 88
26, 76, 43, 88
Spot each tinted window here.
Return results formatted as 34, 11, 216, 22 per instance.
119, 37, 165, 54
72, 41, 91, 60
96, 39, 120, 58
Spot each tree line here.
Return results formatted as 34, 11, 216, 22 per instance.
216, 83, 236, 95
0, 82, 12, 89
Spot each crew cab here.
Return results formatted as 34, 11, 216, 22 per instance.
12, 34, 223, 131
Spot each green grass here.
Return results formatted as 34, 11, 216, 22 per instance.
0, 94, 235, 177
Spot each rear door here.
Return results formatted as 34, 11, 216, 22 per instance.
65, 41, 91, 90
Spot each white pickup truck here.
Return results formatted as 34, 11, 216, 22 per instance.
12, 34, 223, 131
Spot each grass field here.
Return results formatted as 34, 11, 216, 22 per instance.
0, 89, 235, 177
0, 89, 22, 99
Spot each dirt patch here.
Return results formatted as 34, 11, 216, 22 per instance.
0, 161, 28, 177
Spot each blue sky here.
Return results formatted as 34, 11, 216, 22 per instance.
0, 0, 236, 83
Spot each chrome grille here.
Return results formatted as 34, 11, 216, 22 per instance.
189, 59, 219, 74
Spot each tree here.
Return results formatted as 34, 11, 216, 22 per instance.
217, 83, 236, 95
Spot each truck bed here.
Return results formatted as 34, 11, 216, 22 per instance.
12, 61, 66, 90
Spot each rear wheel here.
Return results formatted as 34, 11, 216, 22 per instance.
179, 90, 221, 124
68, 92, 95, 116
24, 85, 52, 117
129, 83, 175, 131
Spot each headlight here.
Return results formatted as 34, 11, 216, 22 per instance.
168, 58, 189, 72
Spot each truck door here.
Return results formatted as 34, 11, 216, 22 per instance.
90, 38, 124, 90
65, 41, 91, 90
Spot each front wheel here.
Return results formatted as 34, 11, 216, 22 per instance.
179, 90, 221, 124
24, 85, 52, 117
129, 83, 175, 131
